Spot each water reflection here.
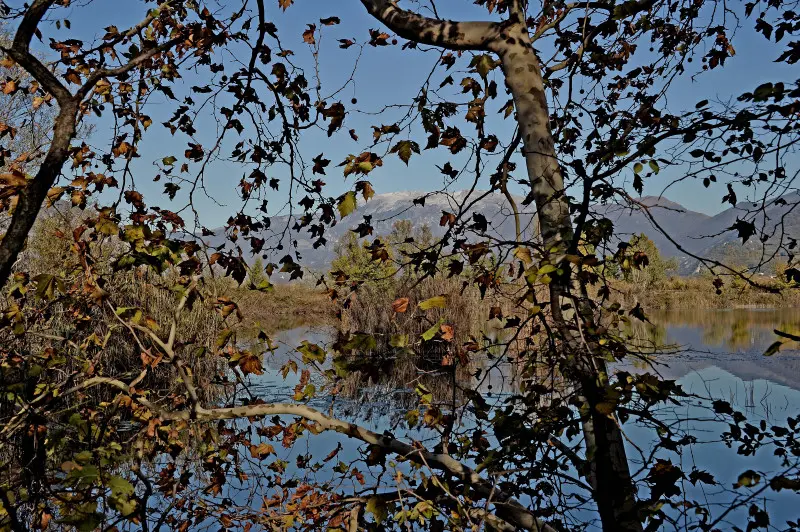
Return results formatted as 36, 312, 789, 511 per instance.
626, 308, 800, 392
133, 309, 800, 530
209, 312, 800, 530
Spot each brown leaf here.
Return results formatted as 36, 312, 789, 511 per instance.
302, 24, 316, 44
439, 211, 456, 227
440, 324, 454, 342
0, 170, 27, 186
392, 297, 409, 313
239, 352, 264, 375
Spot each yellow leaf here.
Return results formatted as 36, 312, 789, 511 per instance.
337, 191, 357, 218
418, 295, 447, 310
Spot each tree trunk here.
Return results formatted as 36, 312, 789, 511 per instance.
0, 102, 78, 289
497, 23, 644, 532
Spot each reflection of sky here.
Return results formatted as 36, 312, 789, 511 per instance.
146, 315, 800, 530
623, 367, 800, 531
253, 321, 800, 530
618, 310, 800, 529
624, 309, 800, 391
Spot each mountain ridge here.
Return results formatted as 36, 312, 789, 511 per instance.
207, 190, 798, 275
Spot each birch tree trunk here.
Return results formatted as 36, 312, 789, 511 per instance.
496, 21, 644, 532
359, 3, 644, 530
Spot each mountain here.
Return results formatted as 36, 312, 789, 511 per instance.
208, 191, 799, 276
597, 196, 711, 257
207, 190, 537, 273
598, 193, 799, 273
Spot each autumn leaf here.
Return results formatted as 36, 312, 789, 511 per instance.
312, 153, 330, 174
337, 191, 357, 218
302, 24, 316, 44
439, 211, 456, 227
418, 295, 447, 310
249, 443, 275, 459
278, 0, 293, 10
340, 152, 382, 177
0, 170, 27, 186
729, 218, 756, 244
349, 180, 371, 203
392, 297, 409, 313
440, 324, 454, 341
238, 352, 264, 375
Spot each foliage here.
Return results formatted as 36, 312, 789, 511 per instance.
619, 233, 679, 288
0, 1, 799, 531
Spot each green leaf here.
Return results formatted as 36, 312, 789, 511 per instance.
734, 470, 761, 488
753, 82, 774, 102
537, 264, 557, 275
33, 274, 59, 300
418, 295, 447, 310
298, 341, 326, 364
764, 340, 783, 357
421, 318, 445, 341
341, 333, 377, 353
390, 140, 420, 165
389, 334, 408, 348
648, 160, 660, 174
251, 279, 274, 292
122, 225, 146, 243
162, 155, 177, 166
366, 496, 388, 522
108, 475, 134, 498
337, 191, 357, 218
469, 54, 497, 79
216, 329, 234, 349
95, 217, 119, 236
633, 162, 643, 174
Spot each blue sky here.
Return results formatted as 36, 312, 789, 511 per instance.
22, 0, 799, 227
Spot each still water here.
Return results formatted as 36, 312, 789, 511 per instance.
622, 308, 800, 529
153, 310, 800, 529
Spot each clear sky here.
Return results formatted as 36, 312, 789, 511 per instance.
21, 0, 799, 228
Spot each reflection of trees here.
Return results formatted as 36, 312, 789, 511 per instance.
650, 309, 800, 352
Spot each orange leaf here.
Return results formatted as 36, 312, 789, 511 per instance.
0, 170, 27, 186
392, 297, 409, 313
302, 24, 316, 45
440, 324, 454, 342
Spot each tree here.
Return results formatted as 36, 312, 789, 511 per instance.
622, 233, 678, 288
1, 1, 799, 531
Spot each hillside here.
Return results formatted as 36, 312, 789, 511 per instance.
13, 191, 782, 277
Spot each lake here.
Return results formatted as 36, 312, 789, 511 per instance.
146, 309, 800, 530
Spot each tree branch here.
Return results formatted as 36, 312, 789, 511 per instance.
4, 0, 71, 103
359, 0, 501, 51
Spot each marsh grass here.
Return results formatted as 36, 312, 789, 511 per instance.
609, 276, 800, 310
